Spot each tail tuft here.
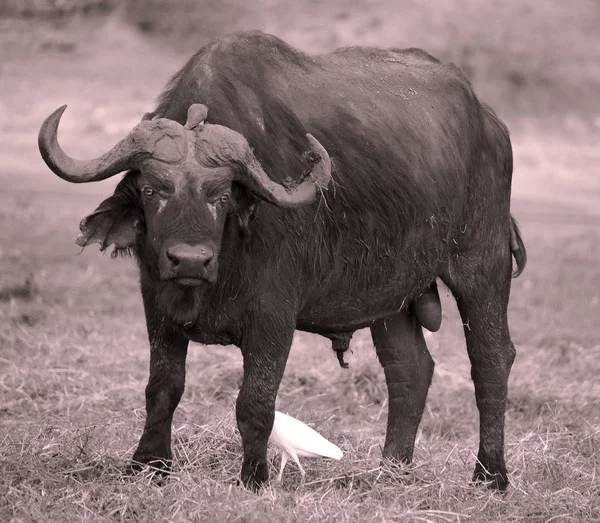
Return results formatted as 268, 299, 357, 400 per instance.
510, 215, 527, 278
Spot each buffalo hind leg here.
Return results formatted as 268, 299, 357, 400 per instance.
130, 305, 189, 474
371, 311, 435, 464
443, 252, 515, 490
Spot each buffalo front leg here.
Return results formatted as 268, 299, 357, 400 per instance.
236, 315, 294, 490
371, 311, 434, 464
131, 321, 188, 474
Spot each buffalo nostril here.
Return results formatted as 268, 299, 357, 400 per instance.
166, 248, 181, 267
202, 252, 214, 267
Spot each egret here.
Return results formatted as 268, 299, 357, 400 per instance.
269, 410, 343, 482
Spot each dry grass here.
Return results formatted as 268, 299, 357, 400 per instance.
1, 5, 600, 522
1, 160, 599, 522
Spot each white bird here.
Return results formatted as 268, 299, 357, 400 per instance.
269, 410, 343, 482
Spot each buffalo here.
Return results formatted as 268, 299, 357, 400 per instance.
38, 30, 526, 491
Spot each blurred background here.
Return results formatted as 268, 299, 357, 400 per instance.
1, 0, 599, 204
1, 1, 599, 521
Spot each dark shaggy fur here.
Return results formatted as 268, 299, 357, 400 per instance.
75, 31, 526, 491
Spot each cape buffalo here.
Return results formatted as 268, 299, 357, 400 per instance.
38, 30, 526, 491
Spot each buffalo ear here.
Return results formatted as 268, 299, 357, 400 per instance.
235, 201, 257, 235
230, 181, 257, 238
76, 176, 143, 256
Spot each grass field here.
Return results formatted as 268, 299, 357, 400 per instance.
1, 4, 600, 522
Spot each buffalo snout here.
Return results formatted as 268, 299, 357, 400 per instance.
160, 242, 218, 284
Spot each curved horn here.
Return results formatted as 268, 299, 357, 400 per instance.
236, 133, 331, 208
38, 105, 149, 183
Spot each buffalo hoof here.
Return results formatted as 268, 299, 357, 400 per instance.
240, 458, 269, 492
381, 444, 413, 466
128, 451, 173, 479
378, 454, 412, 483
472, 463, 509, 491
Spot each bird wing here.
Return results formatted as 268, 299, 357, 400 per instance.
270, 411, 343, 460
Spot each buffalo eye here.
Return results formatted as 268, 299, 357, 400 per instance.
142, 186, 155, 198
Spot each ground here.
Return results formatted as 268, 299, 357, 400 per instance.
1, 4, 599, 522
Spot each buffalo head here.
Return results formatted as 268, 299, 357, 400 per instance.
39, 104, 331, 287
